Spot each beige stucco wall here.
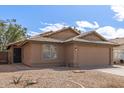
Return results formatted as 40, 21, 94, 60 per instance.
13, 42, 112, 67
64, 43, 74, 66
81, 33, 103, 41
49, 29, 78, 40
30, 43, 42, 64
73, 44, 111, 67
22, 42, 74, 66
112, 45, 124, 62
27, 42, 65, 66
22, 43, 32, 66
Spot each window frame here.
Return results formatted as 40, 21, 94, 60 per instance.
42, 44, 57, 60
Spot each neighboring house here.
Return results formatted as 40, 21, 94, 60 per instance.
7, 27, 116, 67
110, 38, 124, 63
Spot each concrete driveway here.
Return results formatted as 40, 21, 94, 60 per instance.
95, 65, 124, 76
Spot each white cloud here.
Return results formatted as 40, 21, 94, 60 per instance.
39, 23, 68, 32
40, 22, 53, 26
96, 26, 124, 39
75, 21, 124, 39
39, 21, 124, 39
28, 31, 40, 36
40, 21, 99, 32
111, 5, 124, 21
76, 21, 99, 30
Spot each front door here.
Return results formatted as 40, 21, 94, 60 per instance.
13, 48, 22, 63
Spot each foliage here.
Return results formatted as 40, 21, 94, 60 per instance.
0, 19, 28, 51
24, 79, 38, 88
12, 74, 23, 85
11, 74, 38, 88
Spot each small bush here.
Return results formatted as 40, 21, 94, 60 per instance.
24, 79, 38, 88
12, 74, 23, 85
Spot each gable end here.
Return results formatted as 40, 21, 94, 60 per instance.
78, 31, 107, 41
45, 28, 80, 40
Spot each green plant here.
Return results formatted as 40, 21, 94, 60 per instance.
12, 74, 23, 85
0, 19, 28, 51
23, 79, 38, 88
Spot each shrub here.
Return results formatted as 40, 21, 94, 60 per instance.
23, 79, 38, 88
12, 74, 23, 85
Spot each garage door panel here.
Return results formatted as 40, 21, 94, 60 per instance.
77, 46, 109, 66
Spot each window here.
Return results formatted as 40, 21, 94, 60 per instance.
43, 44, 57, 59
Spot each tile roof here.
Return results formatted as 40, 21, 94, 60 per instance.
29, 37, 63, 43
74, 31, 107, 41
39, 27, 80, 37
110, 38, 124, 45
64, 37, 116, 45
7, 27, 117, 47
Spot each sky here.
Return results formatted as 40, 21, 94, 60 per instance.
0, 5, 124, 39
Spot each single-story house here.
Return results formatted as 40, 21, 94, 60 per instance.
110, 38, 124, 63
7, 27, 116, 67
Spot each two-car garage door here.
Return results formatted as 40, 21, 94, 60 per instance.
76, 45, 110, 66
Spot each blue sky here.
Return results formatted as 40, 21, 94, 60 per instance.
0, 5, 124, 39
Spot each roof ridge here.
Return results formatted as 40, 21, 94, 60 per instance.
41, 27, 81, 37
29, 27, 81, 39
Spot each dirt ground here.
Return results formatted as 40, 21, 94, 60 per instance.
0, 64, 124, 88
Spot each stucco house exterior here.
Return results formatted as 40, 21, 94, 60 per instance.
7, 27, 115, 67
110, 38, 124, 63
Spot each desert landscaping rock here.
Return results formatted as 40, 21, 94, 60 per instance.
0, 64, 124, 88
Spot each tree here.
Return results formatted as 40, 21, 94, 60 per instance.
0, 19, 28, 51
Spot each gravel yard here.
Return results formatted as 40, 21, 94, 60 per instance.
0, 64, 124, 88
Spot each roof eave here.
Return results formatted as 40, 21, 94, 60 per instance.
65, 40, 117, 46
28, 39, 64, 43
